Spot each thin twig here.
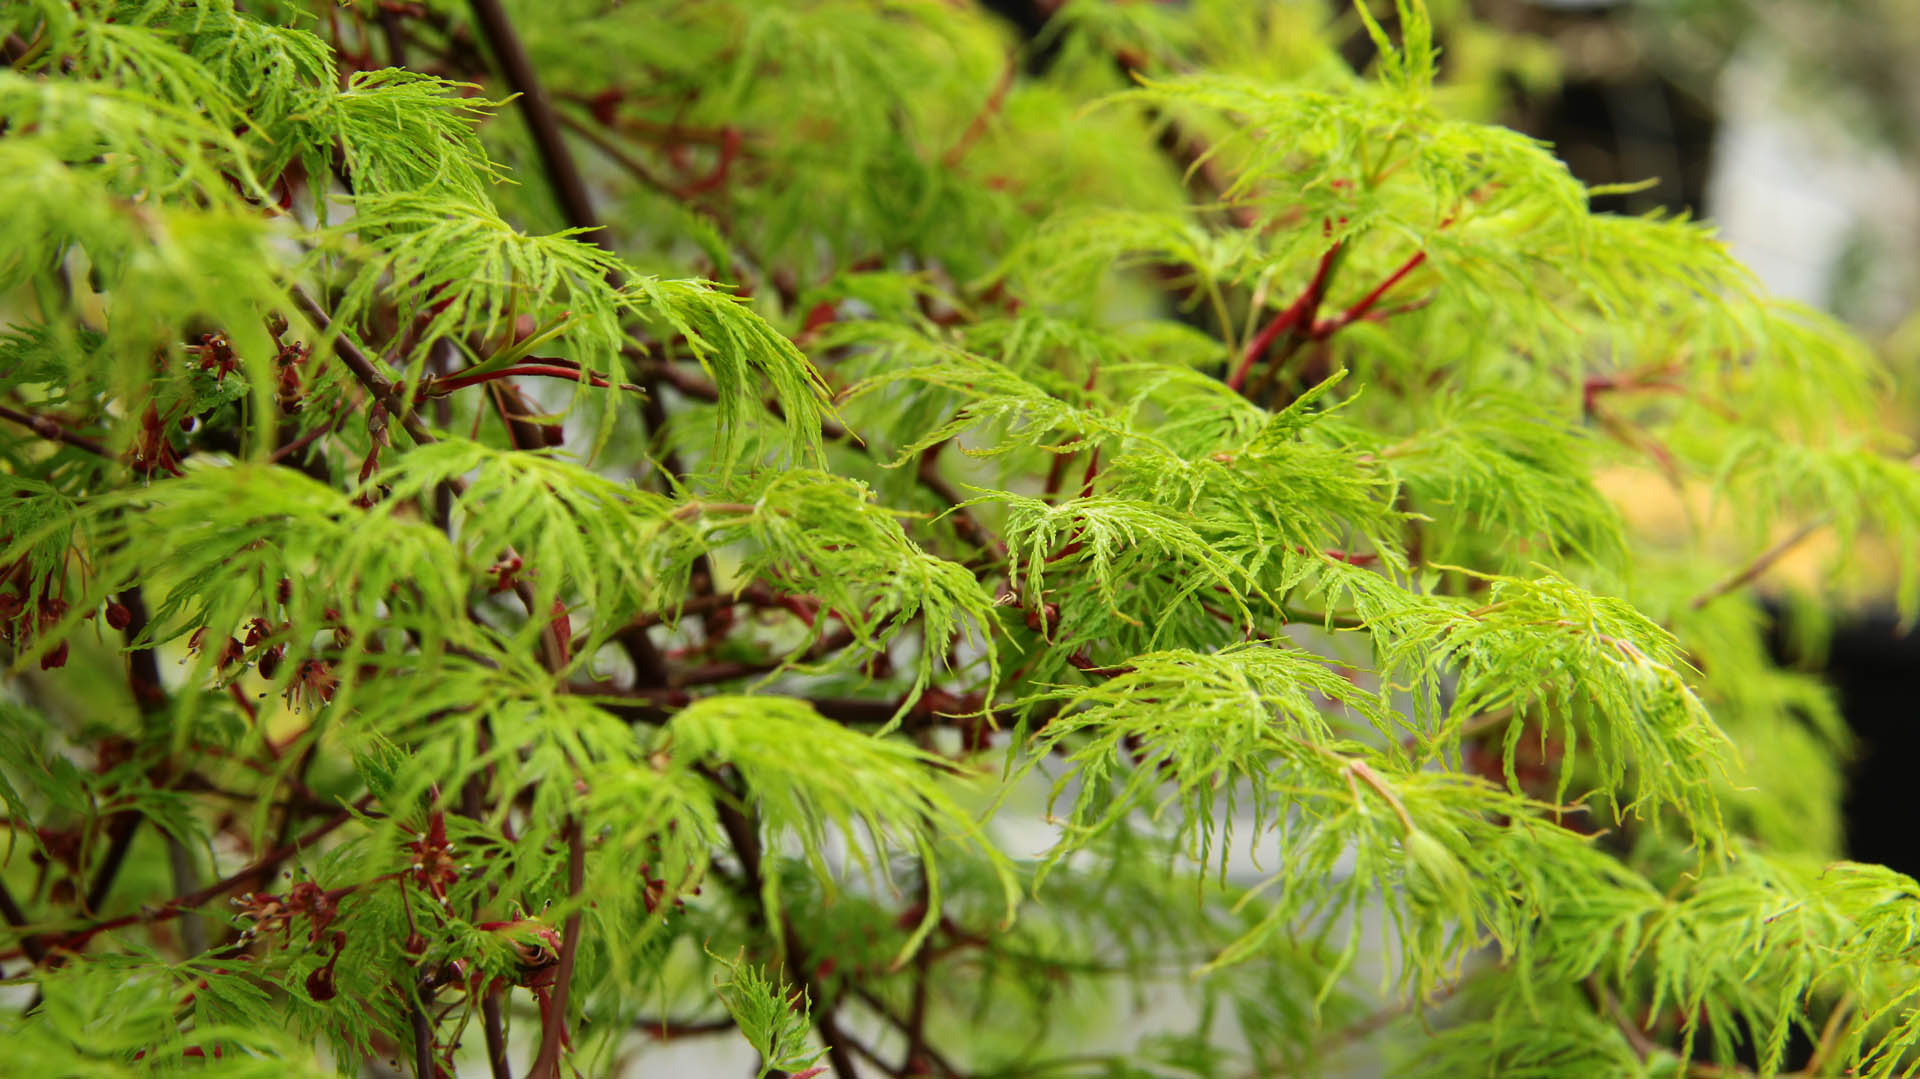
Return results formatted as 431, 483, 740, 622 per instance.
556, 110, 682, 205
428, 363, 640, 395
1689, 515, 1831, 611
943, 54, 1017, 167
1311, 250, 1427, 337
28, 794, 373, 961
1229, 238, 1342, 394
291, 286, 436, 448
0, 404, 109, 458
1800, 991, 1855, 1077
633, 1015, 738, 1040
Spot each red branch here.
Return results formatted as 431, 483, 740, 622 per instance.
1228, 238, 1343, 392
1312, 250, 1427, 337
427, 363, 639, 395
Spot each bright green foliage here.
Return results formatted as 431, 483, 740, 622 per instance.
712, 948, 828, 1079
3, 1, 1919, 1078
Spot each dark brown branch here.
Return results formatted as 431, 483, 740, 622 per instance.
378, 6, 410, 67
465, 0, 603, 243
0, 879, 48, 965
633, 1015, 738, 1040
480, 990, 512, 1079
71, 585, 167, 945
410, 987, 438, 1079
80, 815, 141, 918
672, 627, 858, 688
291, 286, 437, 448
845, 983, 963, 1079
709, 775, 861, 1079
0, 404, 109, 458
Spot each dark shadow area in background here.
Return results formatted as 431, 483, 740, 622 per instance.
1774, 609, 1920, 879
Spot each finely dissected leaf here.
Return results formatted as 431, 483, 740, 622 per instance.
690, 468, 1000, 707
708, 949, 827, 1078
663, 696, 1018, 940
6, 0, 1920, 1075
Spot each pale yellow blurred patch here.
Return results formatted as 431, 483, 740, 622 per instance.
1593, 464, 1892, 608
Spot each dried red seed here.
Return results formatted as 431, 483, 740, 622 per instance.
104, 602, 131, 631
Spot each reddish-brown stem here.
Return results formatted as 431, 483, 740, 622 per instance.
1296, 545, 1377, 566
675, 125, 740, 197
428, 363, 639, 395
269, 403, 349, 463
1228, 238, 1342, 393
293, 287, 437, 448
1689, 515, 1831, 611
944, 54, 1017, 167
567, 103, 735, 146
1312, 250, 1427, 337
1041, 448, 1078, 505
1076, 446, 1101, 500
